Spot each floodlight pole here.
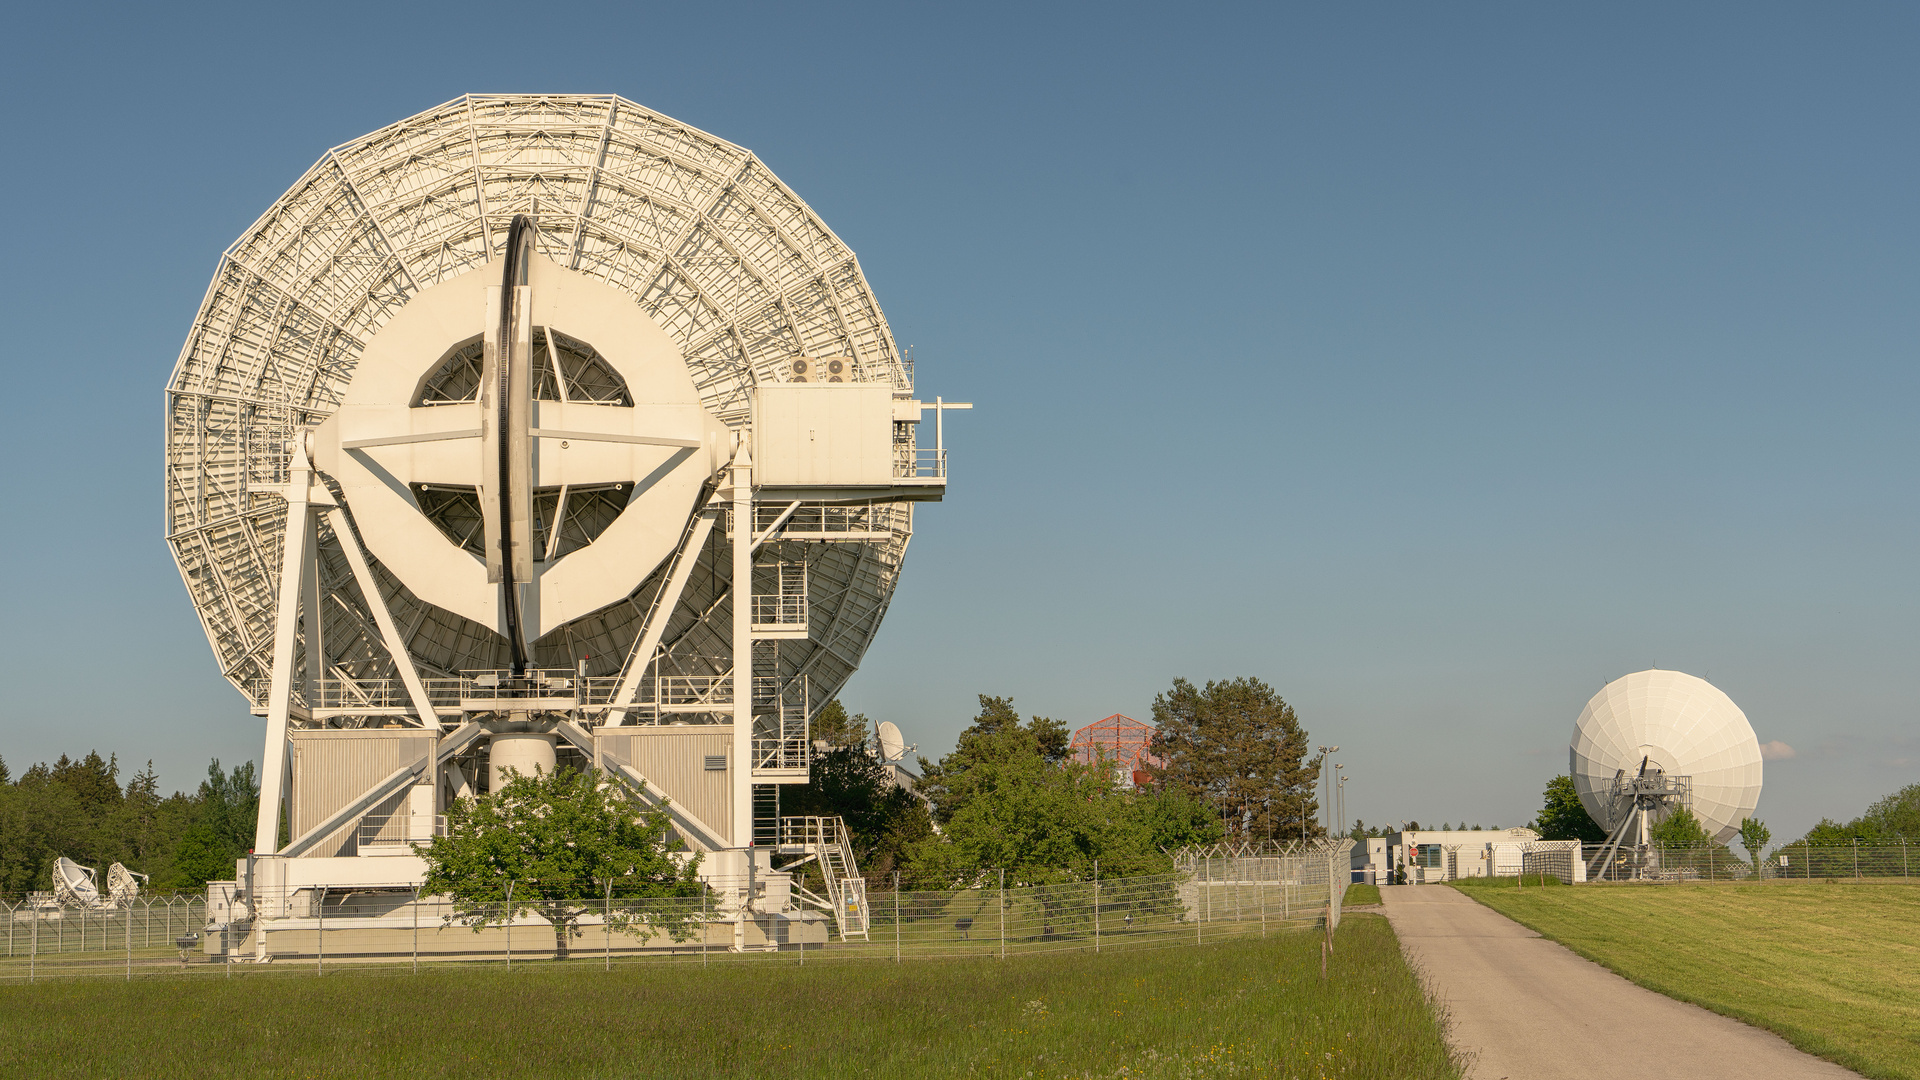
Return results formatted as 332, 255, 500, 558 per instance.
1317, 747, 1339, 837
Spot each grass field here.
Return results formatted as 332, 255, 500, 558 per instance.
1446, 874, 1565, 889
1460, 880, 1920, 1080
1344, 884, 1381, 905
0, 915, 1456, 1080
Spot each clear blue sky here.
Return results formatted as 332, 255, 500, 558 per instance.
3, 3, 1916, 844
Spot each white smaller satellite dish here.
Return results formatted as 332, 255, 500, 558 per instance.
106, 863, 148, 906
877, 721, 906, 762
53, 857, 98, 905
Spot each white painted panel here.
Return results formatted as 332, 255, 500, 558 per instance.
753, 384, 894, 486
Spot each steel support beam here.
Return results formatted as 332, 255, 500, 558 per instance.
280, 763, 425, 858
608, 501, 720, 724
605, 762, 729, 853
253, 443, 314, 854
325, 506, 440, 730
730, 444, 754, 849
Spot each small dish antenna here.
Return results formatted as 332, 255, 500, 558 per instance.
876, 721, 912, 762
106, 863, 149, 907
52, 857, 98, 906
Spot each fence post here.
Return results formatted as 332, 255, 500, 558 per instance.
1197, 860, 1205, 946
1854, 838, 1861, 879
1094, 860, 1100, 954
1905, 840, 1910, 879
126, 901, 132, 981
413, 887, 420, 975
1709, 845, 1714, 882
316, 887, 324, 976
701, 887, 708, 967
1261, 859, 1268, 937
999, 869, 1006, 961
1233, 857, 1241, 922
30, 905, 36, 984
894, 871, 901, 964
505, 882, 514, 971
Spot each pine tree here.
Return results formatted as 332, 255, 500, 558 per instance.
810, 699, 871, 749
1148, 677, 1319, 842
917, 696, 1069, 825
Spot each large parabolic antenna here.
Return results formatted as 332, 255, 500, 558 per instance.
164, 95, 964, 908
1571, 669, 1762, 844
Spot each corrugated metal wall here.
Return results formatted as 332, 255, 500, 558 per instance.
289, 730, 433, 857
597, 729, 731, 841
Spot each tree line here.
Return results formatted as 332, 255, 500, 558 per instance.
0, 752, 260, 896
781, 676, 1325, 889
0, 673, 1322, 898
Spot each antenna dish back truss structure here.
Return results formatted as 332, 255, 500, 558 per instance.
167, 94, 915, 707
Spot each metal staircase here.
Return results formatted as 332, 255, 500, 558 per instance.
772, 816, 869, 940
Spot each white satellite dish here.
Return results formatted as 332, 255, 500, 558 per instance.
877, 721, 907, 762
106, 863, 149, 907
52, 857, 98, 905
1571, 669, 1762, 844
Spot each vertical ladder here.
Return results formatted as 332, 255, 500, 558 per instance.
751, 785, 779, 847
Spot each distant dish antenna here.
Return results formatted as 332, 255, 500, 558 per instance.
52, 857, 98, 906
106, 863, 149, 907
1571, 669, 1762, 880
876, 721, 911, 762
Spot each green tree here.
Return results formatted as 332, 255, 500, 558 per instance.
1533, 775, 1608, 843
810, 699, 872, 750
917, 696, 1069, 825
1802, 816, 1883, 843
1147, 677, 1318, 841
1860, 784, 1920, 838
415, 766, 703, 958
1649, 805, 1711, 848
906, 741, 1218, 932
0, 753, 258, 895
1792, 782, 1920, 844
165, 760, 260, 889
1738, 817, 1771, 864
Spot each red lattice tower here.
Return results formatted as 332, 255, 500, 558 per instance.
1069, 714, 1161, 780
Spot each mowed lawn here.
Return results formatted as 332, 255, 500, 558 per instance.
0, 915, 1456, 1080
1463, 880, 1920, 1080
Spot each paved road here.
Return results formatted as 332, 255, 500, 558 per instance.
1378, 884, 1860, 1080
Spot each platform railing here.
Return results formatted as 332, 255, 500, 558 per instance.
356, 815, 447, 849
893, 447, 945, 480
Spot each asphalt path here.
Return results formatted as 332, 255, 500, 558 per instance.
1378, 884, 1860, 1080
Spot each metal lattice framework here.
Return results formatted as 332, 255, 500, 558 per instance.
166, 94, 913, 712
1069, 714, 1162, 773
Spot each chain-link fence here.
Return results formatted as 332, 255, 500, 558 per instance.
0, 855, 1351, 984
0, 896, 208, 980
1766, 839, 1920, 880
1585, 839, 1920, 883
